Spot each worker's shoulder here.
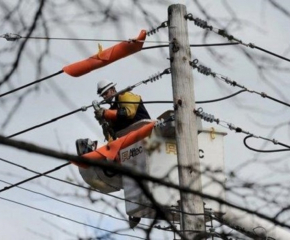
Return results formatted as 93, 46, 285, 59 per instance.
119, 91, 140, 99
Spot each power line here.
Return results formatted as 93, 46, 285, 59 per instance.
185, 13, 290, 63
0, 33, 170, 44
0, 162, 70, 193
0, 179, 156, 230
0, 156, 158, 212
107, 90, 247, 105
0, 70, 63, 99
189, 58, 290, 108
195, 107, 290, 153
6, 105, 91, 138
0, 196, 147, 240
0, 43, 238, 99
6, 68, 170, 138
244, 135, 290, 153
2, 137, 288, 230
0, 153, 209, 220
142, 42, 239, 50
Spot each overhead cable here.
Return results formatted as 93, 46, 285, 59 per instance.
194, 107, 290, 153
0, 162, 70, 193
109, 90, 247, 105
0, 70, 63, 99
0, 32, 170, 44
189, 58, 290, 108
0, 179, 157, 230
0, 33, 237, 48
6, 105, 91, 138
6, 68, 170, 138
0, 196, 146, 240
1, 20, 168, 44
0, 156, 205, 221
185, 13, 290, 63
99, 68, 171, 105
1, 137, 288, 229
142, 42, 239, 50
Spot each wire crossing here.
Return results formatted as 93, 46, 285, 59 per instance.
189, 59, 290, 108
195, 107, 290, 153
185, 13, 290, 63
0, 70, 63, 99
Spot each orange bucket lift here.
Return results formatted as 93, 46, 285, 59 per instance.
75, 110, 227, 221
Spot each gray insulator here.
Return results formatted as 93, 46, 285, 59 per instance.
149, 73, 161, 82
198, 65, 212, 76
195, 18, 208, 29
201, 112, 215, 123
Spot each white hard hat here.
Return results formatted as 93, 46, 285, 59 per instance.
97, 80, 117, 96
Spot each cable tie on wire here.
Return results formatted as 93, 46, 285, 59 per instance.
147, 21, 168, 36
1, 33, 22, 41
272, 139, 278, 145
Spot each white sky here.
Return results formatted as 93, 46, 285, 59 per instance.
1, 0, 290, 239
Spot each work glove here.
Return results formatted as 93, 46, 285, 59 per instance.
94, 107, 105, 121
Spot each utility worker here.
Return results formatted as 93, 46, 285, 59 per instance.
94, 80, 151, 140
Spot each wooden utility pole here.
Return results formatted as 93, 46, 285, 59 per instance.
168, 4, 205, 238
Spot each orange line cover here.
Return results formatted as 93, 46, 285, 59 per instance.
63, 30, 146, 77
73, 121, 155, 168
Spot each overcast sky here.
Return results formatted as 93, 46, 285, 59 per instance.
1, 0, 290, 239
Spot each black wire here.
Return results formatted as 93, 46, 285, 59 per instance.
0, 157, 125, 202
0, 162, 70, 193
196, 90, 246, 104
187, 15, 290, 63
263, 94, 290, 108
141, 42, 238, 50
0, 196, 146, 240
0, 179, 155, 229
251, 45, 290, 63
0, 70, 63, 98
243, 135, 290, 153
6, 105, 92, 138
106, 90, 246, 105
